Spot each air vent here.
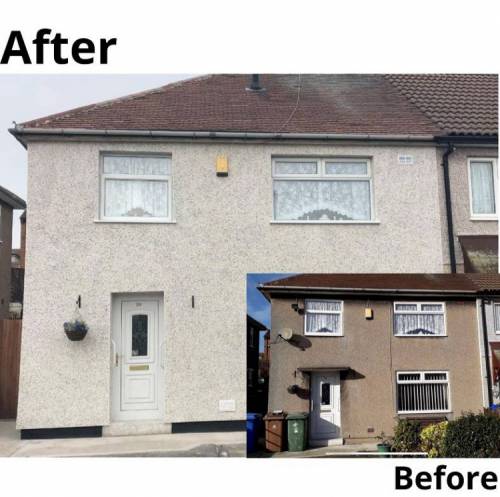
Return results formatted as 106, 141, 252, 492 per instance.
398, 154, 414, 165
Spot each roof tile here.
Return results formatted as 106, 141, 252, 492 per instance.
261, 273, 500, 293
19, 74, 498, 137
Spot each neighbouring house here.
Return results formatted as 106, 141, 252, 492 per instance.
10, 211, 26, 319
257, 330, 271, 414
259, 330, 271, 383
8, 74, 497, 438
386, 76, 498, 273
260, 273, 500, 447
0, 186, 26, 320
247, 315, 268, 413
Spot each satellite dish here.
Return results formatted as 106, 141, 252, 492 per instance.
279, 328, 293, 341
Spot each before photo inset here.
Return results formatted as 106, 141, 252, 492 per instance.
247, 273, 500, 458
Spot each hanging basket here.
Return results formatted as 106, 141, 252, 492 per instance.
64, 319, 89, 341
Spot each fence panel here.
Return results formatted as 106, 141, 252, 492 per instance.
0, 319, 22, 419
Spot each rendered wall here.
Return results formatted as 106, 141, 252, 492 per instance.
17, 139, 445, 429
268, 297, 484, 441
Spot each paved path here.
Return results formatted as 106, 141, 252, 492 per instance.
0, 421, 245, 457
249, 442, 380, 458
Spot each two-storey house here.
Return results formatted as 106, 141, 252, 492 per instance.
0, 185, 26, 319
260, 273, 500, 446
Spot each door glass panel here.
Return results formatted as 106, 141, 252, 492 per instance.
321, 382, 331, 405
132, 314, 148, 357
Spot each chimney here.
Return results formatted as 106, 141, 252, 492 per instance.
247, 74, 265, 92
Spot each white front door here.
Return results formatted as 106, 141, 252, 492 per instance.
310, 372, 341, 442
111, 295, 165, 422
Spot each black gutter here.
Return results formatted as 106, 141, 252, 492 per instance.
435, 134, 498, 146
441, 143, 457, 273
480, 297, 494, 407
258, 287, 480, 301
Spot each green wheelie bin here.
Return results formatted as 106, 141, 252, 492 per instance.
286, 412, 308, 452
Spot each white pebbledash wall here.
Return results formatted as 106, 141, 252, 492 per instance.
17, 139, 445, 429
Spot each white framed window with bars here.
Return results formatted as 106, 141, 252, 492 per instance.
494, 303, 500, 334
393, 302, 446, 337
100, 154, 172, 222
396, 371, 450, 414
272, 157, 374, 223
304, 300, 343, 336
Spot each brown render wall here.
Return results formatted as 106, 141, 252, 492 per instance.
268, 296, 484, 442
0, 202, 13, 319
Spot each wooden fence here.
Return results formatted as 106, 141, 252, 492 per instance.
0, 319, 22, 419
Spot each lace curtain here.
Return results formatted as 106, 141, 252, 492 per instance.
103, 155, 171, 175
495, 304, 500, 332
102, 155, 170, 218
273, 180, 371, 221
470, 161, 496, 214
394, 313, 445, 336
305, 301, 341, 334
105, 179, 168, 218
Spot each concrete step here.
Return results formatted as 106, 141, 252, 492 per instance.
102, 422, 172, 437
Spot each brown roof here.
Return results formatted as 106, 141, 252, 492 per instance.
386, 74, 498, 136
0, 184, 26, 209
260, 273, 500, 294
17, 74, 497, 138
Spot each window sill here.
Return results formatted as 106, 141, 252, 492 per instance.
398, 411, 451, 415
469, 216, 498, 222
394, 334, 447, 338
94, 219, 177, 224
270, 220, 380, 225
304, 333, 344, 337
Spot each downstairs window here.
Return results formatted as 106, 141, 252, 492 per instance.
396, 371, 450, 413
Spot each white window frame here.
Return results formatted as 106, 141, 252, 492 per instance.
494, 303, 500, 334
99, 153, 173, 223
304, 299, 344, 337
393, 302, 447, 337
467, 157, 498, 221
396, 371, 451, 414
271, 157, 375, 224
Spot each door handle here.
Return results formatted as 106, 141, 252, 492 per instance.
160, 340, 166, 370
111, 339, 119, 367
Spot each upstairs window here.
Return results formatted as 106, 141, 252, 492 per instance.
304, 300, 343, 336
272, 158, 373, 222
396, 371, 450, 413
393, 302, 446, 336
494, 303, 500, 334
100, 154, 172, 222
468, 158, 497, 219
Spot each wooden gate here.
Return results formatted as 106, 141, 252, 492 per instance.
0, 319, 22, 419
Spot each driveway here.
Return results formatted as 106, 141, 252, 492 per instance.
0, 421, 245, 457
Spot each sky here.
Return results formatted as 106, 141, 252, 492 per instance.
247, 273, 295, 351
0, 74, 192, 247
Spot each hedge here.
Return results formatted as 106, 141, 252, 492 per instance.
443, 411, 500, 458
392, 419, 422, 452
420, 421, 448, 458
